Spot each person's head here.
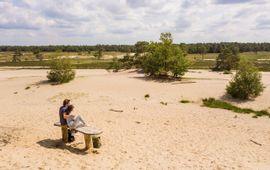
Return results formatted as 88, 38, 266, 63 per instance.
66, 105, 74, 113
63, 99, 70, 106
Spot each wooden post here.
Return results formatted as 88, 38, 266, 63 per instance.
61, 125, 68, 143
84, 134, 92, 149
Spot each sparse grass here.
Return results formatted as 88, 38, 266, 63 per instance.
0, 59, 113, 69
160, 101, 168, 105
187, 52, 270, 71
144, 94, 150, 99
202, 98, 270, 118
180, 100, 190, 103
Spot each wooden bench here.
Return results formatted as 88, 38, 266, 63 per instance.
54, 122, 102, 149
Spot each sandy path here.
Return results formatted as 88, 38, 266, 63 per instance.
0, 69, 270, 170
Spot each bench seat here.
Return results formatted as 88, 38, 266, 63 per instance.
54, 122, 102, 150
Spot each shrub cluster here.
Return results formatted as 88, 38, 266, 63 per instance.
47, 60, 75, 84
226, 59, 264, 99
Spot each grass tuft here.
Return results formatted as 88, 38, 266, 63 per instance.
202, 98, 270, 118
160, 101, 168, 105
144, 94, 150, 99
180, 100, 190, 103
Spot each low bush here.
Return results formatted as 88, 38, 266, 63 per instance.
226, 59, 264, 99
47, 60, 75, 84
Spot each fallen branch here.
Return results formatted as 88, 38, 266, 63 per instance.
109, 109, 123, 113
250, 139, 262, 146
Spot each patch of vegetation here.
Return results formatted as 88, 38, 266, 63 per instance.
93, 47, 103, 60
160, 101, 168, 105
226, 59, 264, 100
188, 60, 216, 69
110, 57, 122, 72
25, 86, 30, 90
144, 94, 150, 99
202, 98, 270, 118
180, 100, 190, 103
12, 50, 22, 63
223, 70, 232, 74
47, 60, 75, 84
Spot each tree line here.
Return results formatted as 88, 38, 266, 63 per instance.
1, 42, 270, 53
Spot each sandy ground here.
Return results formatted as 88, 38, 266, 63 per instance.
0, 68, 270, 170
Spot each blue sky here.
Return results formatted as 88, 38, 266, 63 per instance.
0, 0, 269, 45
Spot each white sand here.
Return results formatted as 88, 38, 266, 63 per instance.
0, 68, 270, 170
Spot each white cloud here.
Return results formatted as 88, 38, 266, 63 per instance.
0, 0, 269, 45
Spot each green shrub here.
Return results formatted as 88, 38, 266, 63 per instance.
47, 60, 75, 84
226, 59, 264, 100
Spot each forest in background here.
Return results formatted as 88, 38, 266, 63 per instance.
1, 42, 270, 54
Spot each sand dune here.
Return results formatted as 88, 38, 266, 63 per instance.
0, 69, 270, 170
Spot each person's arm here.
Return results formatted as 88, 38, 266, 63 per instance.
63, 112, 70, 120
64, 112, 75, 120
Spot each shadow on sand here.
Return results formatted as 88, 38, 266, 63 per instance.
219, 94, 255, 104
32, 80, 60, 86
131, 76, 198, 85
37, 139, 88, 155
131, 76, 183, 83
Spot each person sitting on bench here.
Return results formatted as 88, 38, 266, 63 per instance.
59, 99, 70, 126
64, 105, 87, 129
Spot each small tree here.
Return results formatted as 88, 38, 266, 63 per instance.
226, 59, 264, 100
142, 32, 188, 78
12, 50, 22, 62
214, 46, 240, 71
33, 50, 43, 61
47, 60, 75, 84
94, 45, 103, 60
197, 44, 207, 60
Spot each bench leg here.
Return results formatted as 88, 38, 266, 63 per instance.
61, 126, 68, 143
84, 134, 93, 149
